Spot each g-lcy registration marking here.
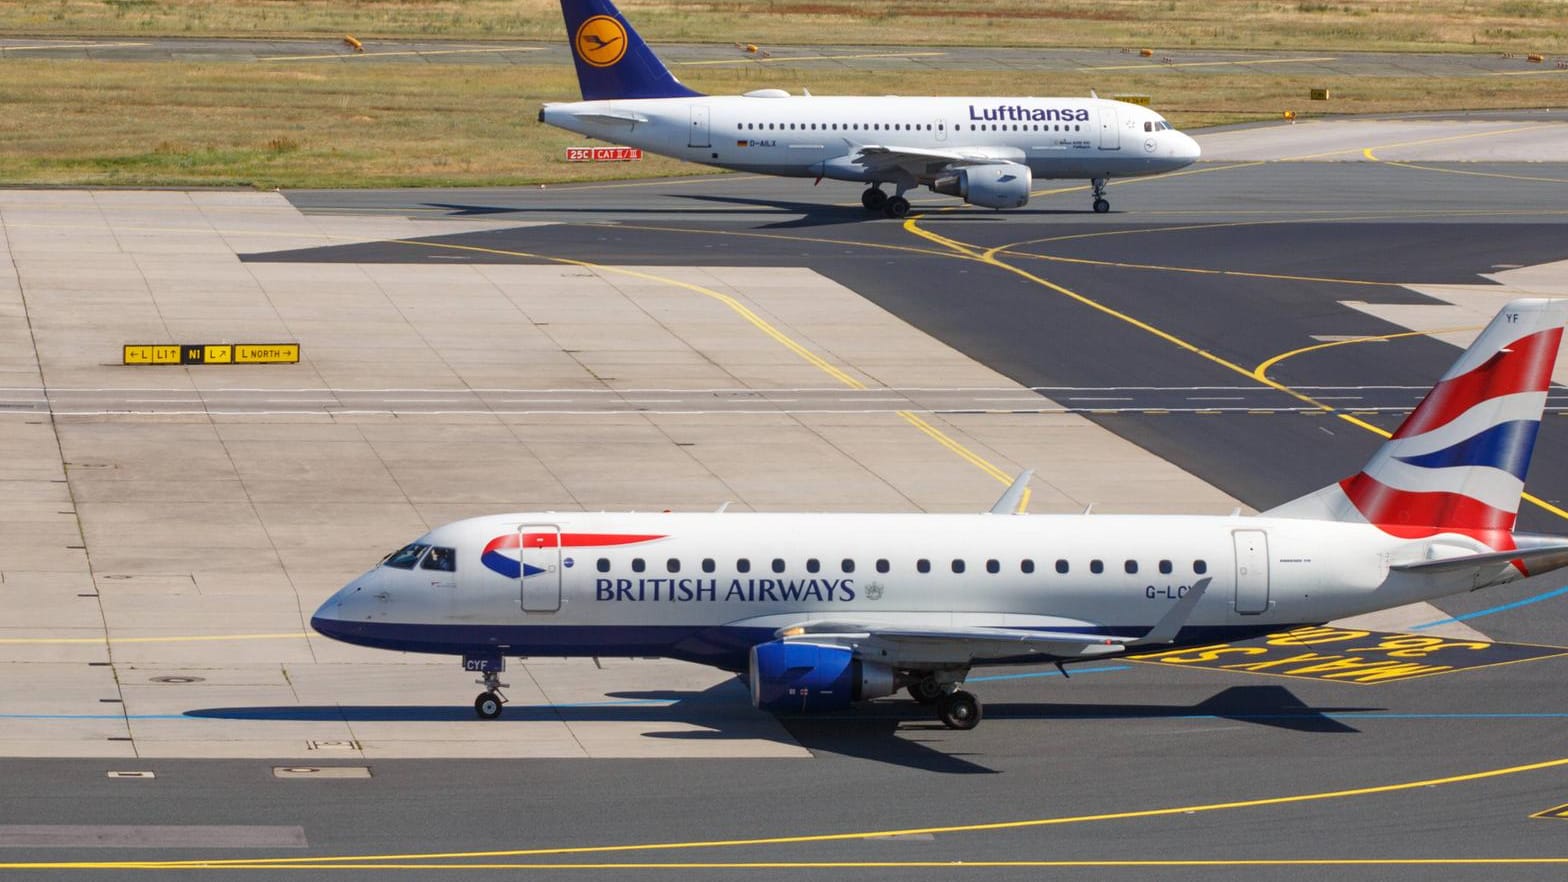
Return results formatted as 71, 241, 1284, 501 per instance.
1130, 627, 1568, 685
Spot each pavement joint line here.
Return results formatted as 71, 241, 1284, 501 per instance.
900, 200, 1568, 527
387, 237, 1022, 488
15, 755, 1568, 869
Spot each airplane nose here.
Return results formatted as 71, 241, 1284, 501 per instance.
310, 571, 377, 634
1178, 131, 1202, 161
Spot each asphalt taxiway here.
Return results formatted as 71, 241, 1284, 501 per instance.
5, 35, 1566, 82
5, 117, 1568, 879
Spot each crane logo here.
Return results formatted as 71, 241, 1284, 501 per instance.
575, 15, 628, 68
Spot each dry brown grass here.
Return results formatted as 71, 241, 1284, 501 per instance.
2, 1, 1566, 53
0, 59, 1563, 189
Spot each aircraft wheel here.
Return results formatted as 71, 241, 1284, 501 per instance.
1093, 198, 1110, 214
861, 188, 888, 210
474, 691, 503, 720
908, 677, 943, 705
884, 196, 911, 218
937, 690, 981, 730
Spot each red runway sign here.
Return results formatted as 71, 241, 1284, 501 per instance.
565, 146, 644, 162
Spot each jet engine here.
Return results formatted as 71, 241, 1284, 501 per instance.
929, 162, 1032, 209
748, 640, 897, 713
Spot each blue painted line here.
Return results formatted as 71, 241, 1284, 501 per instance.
0, 699, 676, 721
969, 665, 1129, 683
1411, 584, 1568, 630
0, 713, 186, 720
1176, 712, 1568, 721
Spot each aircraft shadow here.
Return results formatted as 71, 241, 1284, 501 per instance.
975, 685, 1373, 734
183, 685, 1365, 775
414, 196, 1094, 230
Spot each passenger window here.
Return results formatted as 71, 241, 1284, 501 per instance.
1021, 559, 1035, 574
702, 558, 716, 573
876, 558, 890, 574
772, 558, 786, 574
737, 558, 751, 573
985, 559, 999, 574
952, 559, 966, 574
667, 558, 680, 573
1055, 559, 1069, 574
632, 558, 646, 573
1159, 560, 1172, 575
384, 543, 429, 570
597, 558, 610, 573
1125, 560, 1138, 575
1194, 560, 1208, 575
842, 558, 855, 573
806, 558, 820, 573
421, 547, 456, 572
917, 559, 931, 574
1090, 559, 1104, 574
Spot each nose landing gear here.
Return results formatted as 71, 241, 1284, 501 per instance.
474, 670, 509, 720
1091, 177, 1110, 213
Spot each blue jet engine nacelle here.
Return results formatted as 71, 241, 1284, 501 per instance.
748, 640, 897, 713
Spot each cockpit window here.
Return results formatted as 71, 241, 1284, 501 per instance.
421, 546, 456, 572
384, 543, 430, 569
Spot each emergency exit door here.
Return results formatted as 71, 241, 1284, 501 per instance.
1232, 529, 1270, 614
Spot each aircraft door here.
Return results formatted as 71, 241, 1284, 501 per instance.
1098, 106, 1121, 150
1232, 530, 1270, 614
519, 524, 562, 613
689, 105, 711, 148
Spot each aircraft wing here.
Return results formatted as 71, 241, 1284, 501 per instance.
851, 144, 1022, 177
777, 578, 1209, 667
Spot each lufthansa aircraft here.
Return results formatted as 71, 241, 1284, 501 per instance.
537, 0, 1201, 216
314, 300, 1568, 730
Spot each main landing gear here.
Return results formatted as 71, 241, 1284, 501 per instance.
1091, 177, 1110, 214
861, 186, 911, 219
474, 670, 509, 720
907, 674, 982, 730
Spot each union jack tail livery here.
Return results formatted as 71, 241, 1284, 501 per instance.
1267, 298, 1568, 549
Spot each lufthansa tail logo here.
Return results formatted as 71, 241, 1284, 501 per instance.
575, 15, 628, 68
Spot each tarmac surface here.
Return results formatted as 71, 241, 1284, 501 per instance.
5, 117, 1568, 878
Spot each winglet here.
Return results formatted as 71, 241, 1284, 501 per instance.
989, 469, 1034, 515
1136, 577, 1210, 645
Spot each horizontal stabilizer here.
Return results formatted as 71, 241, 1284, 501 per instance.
1391, 544, 1568, 577
568, 110, 649, 126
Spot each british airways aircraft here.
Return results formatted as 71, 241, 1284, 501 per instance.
314, 300, 1568, 729
537, 0, 1201, 216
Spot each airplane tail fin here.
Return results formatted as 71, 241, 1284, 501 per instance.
558, 0, 703, 100
1264, 298, 1568, 550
